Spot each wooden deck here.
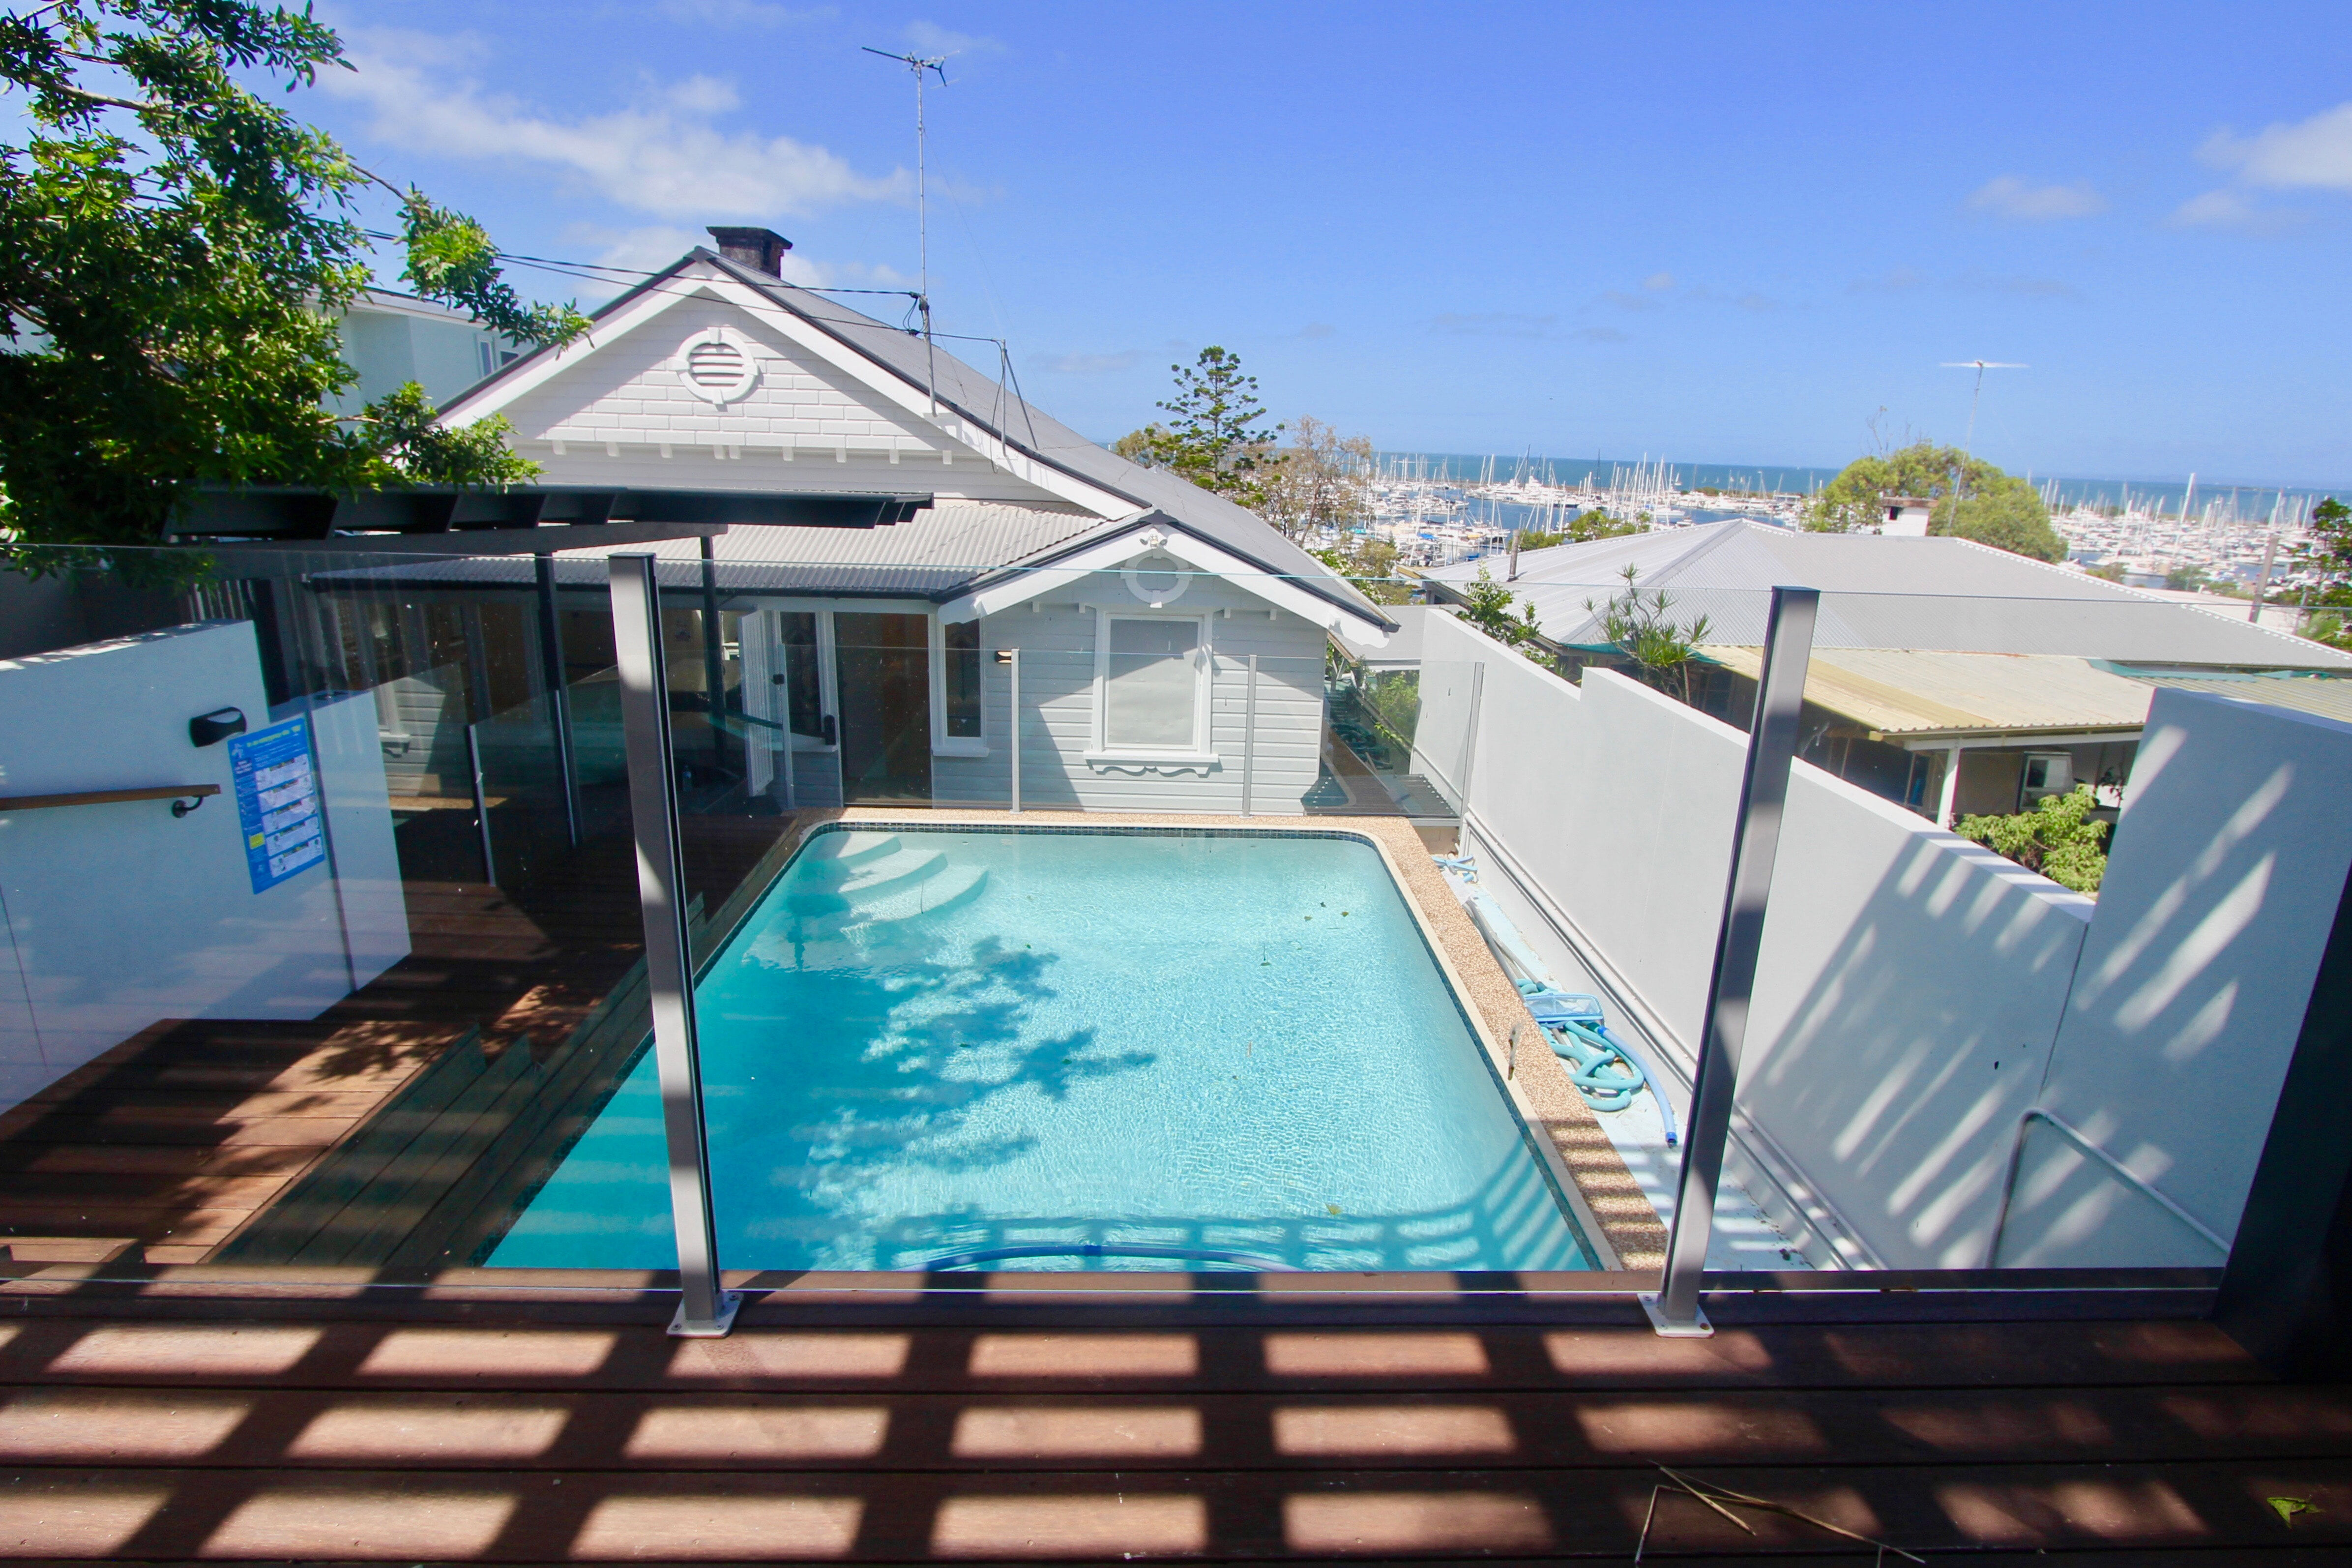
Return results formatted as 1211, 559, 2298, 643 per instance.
0, 1292, 2341, 1561
0, 815, 796, 1266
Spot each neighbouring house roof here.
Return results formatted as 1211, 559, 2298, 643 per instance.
435, 248, 1393, 638
1421, 519, 2352, 670
2111, 666, 2352, 730
1698, 646, 2157, 742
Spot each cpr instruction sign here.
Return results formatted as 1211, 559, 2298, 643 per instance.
228, 716, 326, 892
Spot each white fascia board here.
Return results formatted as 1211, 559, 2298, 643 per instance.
439, 263, 1136, 521
938, 522, 1390, 646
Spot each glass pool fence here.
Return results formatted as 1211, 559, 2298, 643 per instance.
0, 540, 2329, 1346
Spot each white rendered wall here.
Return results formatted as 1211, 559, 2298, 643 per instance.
932, 588, 1328, 815
1414, 610, 2096, 1269
0, 624, 403, 1110
1998, 690, 2352, 1267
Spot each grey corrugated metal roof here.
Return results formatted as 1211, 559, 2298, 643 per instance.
1423, 520, 2352, 670
475, 249, 1390, 632
304, 503, 1105, 600
2121, 669, 2352, 727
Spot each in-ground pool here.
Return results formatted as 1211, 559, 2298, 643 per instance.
488, 827, 1594, 1272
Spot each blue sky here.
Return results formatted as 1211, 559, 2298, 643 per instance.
307, 2, 2352, 486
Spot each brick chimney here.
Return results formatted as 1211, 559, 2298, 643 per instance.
706, 226, 792, 276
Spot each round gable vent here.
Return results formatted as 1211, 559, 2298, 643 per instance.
677, 327, 761, 405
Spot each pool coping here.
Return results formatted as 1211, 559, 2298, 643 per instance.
802, 805, 1669, 1275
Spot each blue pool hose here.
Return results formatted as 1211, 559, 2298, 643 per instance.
1439, 857, 1679, 1145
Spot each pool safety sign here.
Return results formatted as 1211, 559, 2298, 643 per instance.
228, 716, 326, 893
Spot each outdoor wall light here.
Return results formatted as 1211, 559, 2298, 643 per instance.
994, 650, 1015, 665
189, 707, 246, 747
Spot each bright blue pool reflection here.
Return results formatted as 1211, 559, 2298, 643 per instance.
488, 828, 1593, 1272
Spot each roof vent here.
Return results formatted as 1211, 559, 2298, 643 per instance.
706, 225, 792, 276
677, 326, 761, 406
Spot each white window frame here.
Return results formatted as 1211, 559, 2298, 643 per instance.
929, 612, 989, 757
746, 599, 844, 753
1087, 608, 1217, 766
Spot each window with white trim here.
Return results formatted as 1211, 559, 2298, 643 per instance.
941, 620, 982, 739
1102, 617, 1203, 750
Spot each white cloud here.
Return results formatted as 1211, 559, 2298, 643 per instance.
1968, 175, 2108, 220
904, 19, 1004, 56
1035, 350, 1140, 375
2199, 100, 2352, 191
2166, 187, 2304, 234
1642, 271, 1676, 291
325, 29, 905, 220
659, 75, 741, 115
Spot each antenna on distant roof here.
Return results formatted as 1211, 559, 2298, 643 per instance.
1939, 359, 2026, 508
864, 45, 950, 416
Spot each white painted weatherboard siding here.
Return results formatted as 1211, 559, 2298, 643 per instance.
494, 296, 1071, 506
934, 591, 1328, 814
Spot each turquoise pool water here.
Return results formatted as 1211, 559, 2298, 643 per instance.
488, 828, 1592, 1272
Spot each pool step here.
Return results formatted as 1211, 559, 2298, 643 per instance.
795, 831, 904, 880
834, 863, 989, 933
782, 846, 947, 914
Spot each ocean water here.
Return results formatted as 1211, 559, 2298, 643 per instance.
487, 828, 1591, 1273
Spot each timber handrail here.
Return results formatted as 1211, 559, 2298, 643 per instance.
0, 784, 222, 811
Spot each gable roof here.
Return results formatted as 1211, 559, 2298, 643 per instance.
439, 248, 1393, 636
1423, 519, 2352, 670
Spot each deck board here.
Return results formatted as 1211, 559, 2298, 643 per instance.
0, 1296, 2338, 1562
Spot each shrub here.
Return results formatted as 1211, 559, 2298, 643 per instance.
1956, 784, 2110, 895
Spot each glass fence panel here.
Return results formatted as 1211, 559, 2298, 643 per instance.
0, 543, 780, 1281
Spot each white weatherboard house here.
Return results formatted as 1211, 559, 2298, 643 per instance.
428, 229, 1393, 813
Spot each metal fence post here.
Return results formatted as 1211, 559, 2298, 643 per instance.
610, 553, 737, 1338
1645, 585, 1818, 1337
1241, 654, 1259, 818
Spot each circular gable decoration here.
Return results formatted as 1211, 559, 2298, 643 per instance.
1122, 551, 1190, 607
677, 326, 761, 406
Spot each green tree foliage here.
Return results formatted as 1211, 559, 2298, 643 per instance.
1566, 506, 1645, 542
2308, 497, 2352, 575
1114, 346, 1282, 508
1583, 563, 1711, 701
1262, 414, 1373, 540
0, 0, 586, 570
1458, 567, 1543, 650
1805, 440, 2065, 562
1957, 784, 2110, 895
1313, 536, 1411, 605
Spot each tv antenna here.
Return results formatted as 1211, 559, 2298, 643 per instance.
1940, 360, 2026, 503
863, 46, 950, 413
